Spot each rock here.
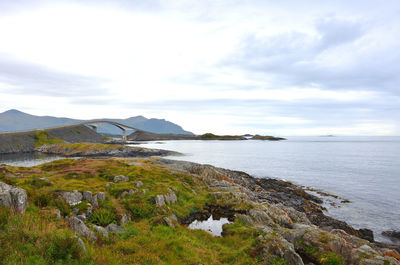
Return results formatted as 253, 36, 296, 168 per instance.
359, 228, 374, 242
72, 208, 79, 215
136, 181, 143, 188
68, 216, 97, 241
82, 191, 93, 202
96, 192, 106, 201
113, 175, 129, 183
235, 214, 254, 226
76, 237, 86, 253
106, 223, 125, 233
163, 217, 175, 228
0, 182, 28, 213
119, 191, 129, 198
91, 195, 98, 208
164, 189, 177, 204
105, 182, 112, 188
385, 250, 400, 261
86, 206, 93, 218
55, 209, 62, 219
77, 214, 86, 222
155, 195, 165, 207
170, 214, 178, 222
121, 213, 131, 226
128, 189, 136, 195
354, 244, 379, 260
93, 225, 109, 238
60, 190, 82, 206
382, 230, 400, 241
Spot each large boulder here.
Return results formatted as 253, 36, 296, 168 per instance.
113, 175, 129, 183
60, 190, 82, 206
68, 216, 97, 241
0, 182, 27, 213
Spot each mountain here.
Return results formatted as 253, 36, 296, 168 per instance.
0, 109, 194, 135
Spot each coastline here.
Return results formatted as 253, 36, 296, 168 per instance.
1, 143, 399, 264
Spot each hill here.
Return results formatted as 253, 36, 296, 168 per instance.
0, 109, 193, 135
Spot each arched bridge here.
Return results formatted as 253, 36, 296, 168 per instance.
83, 120, 138, 141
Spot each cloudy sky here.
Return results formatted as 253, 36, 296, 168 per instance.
0, 0, 399, 135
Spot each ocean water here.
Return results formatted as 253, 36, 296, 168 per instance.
140, 137, 400, 243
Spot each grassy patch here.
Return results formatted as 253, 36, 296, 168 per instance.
34, 130, 63, 147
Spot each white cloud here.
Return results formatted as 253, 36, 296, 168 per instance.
0, 0, 399, 135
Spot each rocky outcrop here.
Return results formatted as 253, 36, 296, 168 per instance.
60, 190, 83, 206
113, 175, 129, 183
157, 159, 400, 265
0, 182, 27, 213
37, 144, 179, 157
68, 216, 97, 241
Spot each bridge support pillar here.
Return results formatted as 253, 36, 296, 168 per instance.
122, 129, 127, 142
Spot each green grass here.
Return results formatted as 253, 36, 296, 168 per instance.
34, 130, 63, 147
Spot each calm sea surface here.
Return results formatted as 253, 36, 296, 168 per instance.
1, 137, 399, 242
141, 136, 400, 243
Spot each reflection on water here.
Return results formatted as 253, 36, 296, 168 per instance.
0, 152, 63, 167
188, 215, 231, 236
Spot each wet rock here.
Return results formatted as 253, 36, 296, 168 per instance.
0, 182, 28, 213
60, 190, 82, 206
359, 228, 374, 242
68, 216, 97, 241
93, 225, 109, 238
163, 217, 175, 228
155, 195, 165, 207
113, 175, 129, 183
382, 230, 400, 241
96, 192, 106, 201
106, 223, 125, 233
136, 181, 143, 188
164, 189, 177, 204
82, 191, 92, 202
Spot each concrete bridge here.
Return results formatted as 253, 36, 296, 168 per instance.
83, 120, 138, 141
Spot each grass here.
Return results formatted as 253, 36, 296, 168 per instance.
0, 158, 268, 264
34, 130, 63, 147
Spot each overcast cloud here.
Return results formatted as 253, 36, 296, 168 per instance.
0, 0, 399, 135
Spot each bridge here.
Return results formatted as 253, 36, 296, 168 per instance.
83, 120, 138, 141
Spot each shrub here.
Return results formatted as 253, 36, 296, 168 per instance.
128, 202, 155, 219
34, 193, 52, 208
89, 209, 116, 226
45, 231, 83, 262
320, 252, 345, 265
51, 198, 71, 217
0, 207, 10, 229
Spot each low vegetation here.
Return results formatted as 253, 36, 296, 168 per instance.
0, 158, 264, 264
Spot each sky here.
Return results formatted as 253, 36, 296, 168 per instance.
0, 0, 399, 135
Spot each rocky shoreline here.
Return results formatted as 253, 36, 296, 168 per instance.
35, 143, 180, 157
1, 148, 399, 263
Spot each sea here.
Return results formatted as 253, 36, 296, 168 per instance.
140, 136, 400, 243
1, 136, 399, 243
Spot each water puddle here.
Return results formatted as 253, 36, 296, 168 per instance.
188, 215, 231, 236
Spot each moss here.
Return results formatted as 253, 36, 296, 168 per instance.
319, 252, 346, 265
34, 130, 63, 147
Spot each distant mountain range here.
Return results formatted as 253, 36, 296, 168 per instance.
0, 109, 194, 135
